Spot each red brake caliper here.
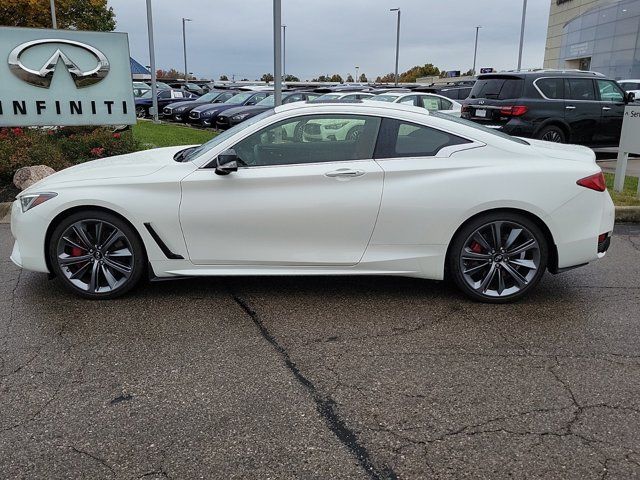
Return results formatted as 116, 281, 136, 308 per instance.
71, 247, 83, 257
470, 241, 483, 254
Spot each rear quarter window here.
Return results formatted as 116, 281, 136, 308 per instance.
535, 78, 564, 99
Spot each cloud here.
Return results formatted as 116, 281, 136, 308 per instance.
109, 0, 550, 80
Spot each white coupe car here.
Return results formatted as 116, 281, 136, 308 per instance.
10, 102, 614, 302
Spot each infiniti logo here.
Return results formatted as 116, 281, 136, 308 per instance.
8, 38, 110, 89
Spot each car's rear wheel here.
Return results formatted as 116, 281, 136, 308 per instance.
48, 211, 145, 299
448, 212, 548, 303
537, 125, 565, 143
135, 106, 147, 118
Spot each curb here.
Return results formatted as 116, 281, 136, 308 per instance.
1, 201, 640, 225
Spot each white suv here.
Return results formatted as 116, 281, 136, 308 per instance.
618, 79, 640, 100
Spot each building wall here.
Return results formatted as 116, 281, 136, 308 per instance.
543, 0, 640, 79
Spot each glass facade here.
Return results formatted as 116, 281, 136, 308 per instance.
557, 0, 640, 79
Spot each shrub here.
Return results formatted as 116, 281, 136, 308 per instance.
0, 126, 140, 183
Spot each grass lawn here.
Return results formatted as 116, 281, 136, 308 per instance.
604, 173, 640, 206
132, 120, 217, 149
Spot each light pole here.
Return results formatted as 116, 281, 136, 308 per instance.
146, 0, 159, 123
517, 0, 528, 71
390, 8, 401, 86
472, 26, 482, 76
273, 0, 282, 105
282, 25, 286, 83
355, 66, 360, 82
50, 0, 57, 28
182, 18, 192, 87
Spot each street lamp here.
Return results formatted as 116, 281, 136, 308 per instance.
282, 25, 287, 82
355, 66, 360, 82
390, 8, 401, 86
472, 26, 482, 76
273, 0, 282, 105
517, 0, 528, 71
146, 0, 159, 123
50, 0, 57, 28
182, 18, 192, 87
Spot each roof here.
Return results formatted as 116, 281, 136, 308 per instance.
130, 58, 150, 76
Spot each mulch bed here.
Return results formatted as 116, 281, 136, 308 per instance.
0, 183, 20, 203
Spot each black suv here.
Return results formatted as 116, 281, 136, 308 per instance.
461, 71, 634, 146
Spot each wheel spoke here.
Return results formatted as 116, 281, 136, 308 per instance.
502, 262, 528, 288
59, 254, 93, 265
70, 261, 92, 280
504, 228, 523, 250
497, 268, 506, 295
101, 228, 123, 251
94, 222, 103, 246
61, 236, 87, 251
89, 261, 100, 292
508, 258, 537, 270
473, 231, 492, 251
73, 224, 94, 249
462, 250, 492, 261
104, 258, 132, 276
101, 265, 118, 289
106, 247, 132, 258
478, 263, 497, 292
507, 238, 537, 256
463, 261, 491, 275
491, 222, 502, 249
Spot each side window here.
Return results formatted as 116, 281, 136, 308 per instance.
158, 90, 170, 99
565, 78, 596, 101
597, 80, 625, 102
374, 118, 471, 159
439, 98, 453, 110
232, 115, 381, 167
341, 94, 359, 101
283, 94, 304, 104
174, 91, 184, 98
398, 95, 419, 106
536, 78, 564, 99
421, 96, 440, 111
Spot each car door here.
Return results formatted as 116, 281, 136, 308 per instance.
563, 78, 600, 145
179, 113, 384, 265
596, 79, 626, 146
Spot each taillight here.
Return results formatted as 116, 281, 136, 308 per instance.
499, 105, 528, 116
577, 172, 606, 192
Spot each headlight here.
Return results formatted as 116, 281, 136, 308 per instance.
19, 192, 57, 213
231, 113, 251, 121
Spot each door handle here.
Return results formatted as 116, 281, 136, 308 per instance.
325, 169, 366, 178
565, 105, 576, 110
602, 106, 611, 111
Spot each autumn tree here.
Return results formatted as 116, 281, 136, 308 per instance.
156, 68, 194, 80
329, 74, 343, 83
219, 74, 229, 81
346, 74, 354, 83
359, 73, 368, 82
0, 0, 115, 31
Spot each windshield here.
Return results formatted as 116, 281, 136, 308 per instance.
315, 93, 342, 100
256, 96, 277, 106
139, 90, 153, 99
225, 92, 253, 104
369, 95, 399, 102
182, 109, 276, 162
431, 112, 530, 145
198, 91, 221, 102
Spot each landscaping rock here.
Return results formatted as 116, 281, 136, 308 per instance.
13, 165, 55, 190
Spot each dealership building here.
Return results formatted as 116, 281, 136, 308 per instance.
544, 0, 640, 79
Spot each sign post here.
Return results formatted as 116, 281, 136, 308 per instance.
614, 105, 640, 196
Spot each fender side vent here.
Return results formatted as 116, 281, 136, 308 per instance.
144, 223, 184, 260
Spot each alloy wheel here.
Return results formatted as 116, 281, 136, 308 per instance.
541, 130, 562, 143
56, 219, 134, 294
459, 221, 540, 298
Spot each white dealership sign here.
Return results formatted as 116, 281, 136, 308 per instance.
0, 27, 136, 126
614, 105, 640, 195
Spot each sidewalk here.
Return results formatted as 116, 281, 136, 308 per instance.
596, 157, 640, 177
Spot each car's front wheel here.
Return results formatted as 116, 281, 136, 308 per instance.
135, 106, 147, 118
48, 211, 146, 299
448, 212, 548, 303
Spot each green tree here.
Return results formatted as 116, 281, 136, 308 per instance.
346, 74, 354, 83
261, 73, 274, 82
359, 73, 368, 82
330, 74, 343, 83
219, 74, 229, 81
284, 74, 300, 82
0, 0, 115, 31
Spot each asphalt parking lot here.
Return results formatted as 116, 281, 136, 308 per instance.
1, 223, 640, 480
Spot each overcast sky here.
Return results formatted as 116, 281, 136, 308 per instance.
108, 0, 551, 81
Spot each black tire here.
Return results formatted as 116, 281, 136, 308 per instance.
448, 211, 548, 303
48, 210, 146, 300
536, 125, 565, 143
135, 106, 147, 119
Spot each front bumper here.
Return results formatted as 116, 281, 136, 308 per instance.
10, 200, 50, 273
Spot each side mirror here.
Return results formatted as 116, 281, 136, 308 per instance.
215, 149, 239, 176
627, 92, 636, 103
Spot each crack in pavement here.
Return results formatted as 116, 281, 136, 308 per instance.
68, 445, 116, 476
231, 292, 397, 480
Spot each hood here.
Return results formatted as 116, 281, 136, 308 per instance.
525, 139, 596, 164
22, 146, 190, 192
164, 100, 203, 110
192, 103, 239, 113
